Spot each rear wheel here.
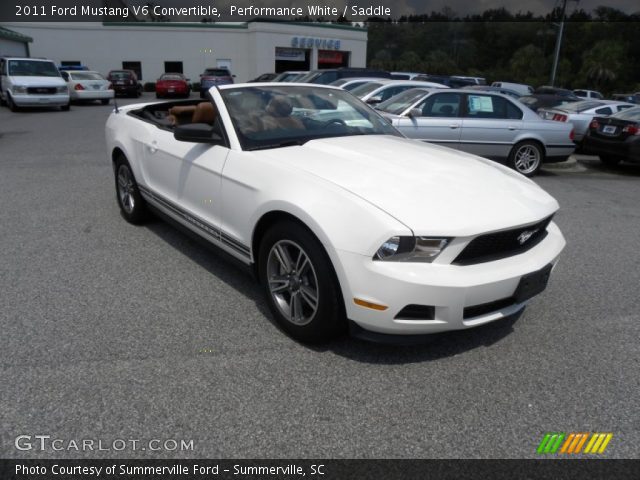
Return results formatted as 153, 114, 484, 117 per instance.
508, 140, 543, 177
101, 99, 110, 105
114, 155, 148, 224
258, 221, 345, 343
60, 102, 70, 111
599, 155, 622, 167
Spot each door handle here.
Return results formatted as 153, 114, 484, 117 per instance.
508, 126, 518, 130
449, 124, 460, 129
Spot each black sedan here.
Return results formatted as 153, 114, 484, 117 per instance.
582, 106, 640, 165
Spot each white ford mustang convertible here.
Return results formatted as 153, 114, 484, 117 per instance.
105, 83, 565, 343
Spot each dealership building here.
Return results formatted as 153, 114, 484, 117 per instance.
1, 21, 368, 82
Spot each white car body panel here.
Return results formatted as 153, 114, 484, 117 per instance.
105, 83, 566, 337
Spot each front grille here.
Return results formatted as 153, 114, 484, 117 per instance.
463, 297, 516, 319
27, 87, 57, 95
453, 216, 553, 266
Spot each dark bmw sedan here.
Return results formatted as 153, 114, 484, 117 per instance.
582, 106, 640, 166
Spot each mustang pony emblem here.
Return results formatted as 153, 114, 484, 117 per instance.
518, 229, 539, 245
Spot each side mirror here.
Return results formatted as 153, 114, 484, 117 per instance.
408, 108, 422, 118
232, 74, 236, 78
174, 123, 223, 144
366, 95, 382, 105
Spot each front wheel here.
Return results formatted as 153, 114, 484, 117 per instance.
508, 141, 543, 177
60, 102, 70, 111
6, 94, 18, 112
101, 99, 110, 105
114, 156, 148, 224
258, 221, 345, 343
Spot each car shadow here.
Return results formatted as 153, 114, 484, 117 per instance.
577, 157, 640, 177
318, 311, 522, 365
143, 214, 521, 363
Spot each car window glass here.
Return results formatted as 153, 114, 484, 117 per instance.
595, 107, 612, 115
380, 85, 413, 101
415, 92, 461, 117
71, 72, 105, 81
464, 94, 515, 119
9, 60, 60, 77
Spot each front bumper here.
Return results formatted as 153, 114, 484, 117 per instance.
71, 89, 114, 101
338, 221, 566, 336
11, 93, 69, 107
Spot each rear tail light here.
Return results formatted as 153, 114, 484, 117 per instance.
74, 84, 85, 91
622, 124, 640, 135
552, 113, 568, 122
589, 120, 599, 130
569, 129, 574, 141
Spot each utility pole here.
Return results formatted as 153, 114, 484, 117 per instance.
550, 0, 567, 86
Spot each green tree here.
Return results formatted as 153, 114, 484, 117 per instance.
578, 40, 627, 93
509, 44, 547, 86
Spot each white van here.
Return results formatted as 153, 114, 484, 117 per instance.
491, 81, 534, 96
0, 57, 70, 111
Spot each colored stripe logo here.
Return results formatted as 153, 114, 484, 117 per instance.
537, 433, 613, 454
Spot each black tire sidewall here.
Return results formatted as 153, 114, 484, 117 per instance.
114, 157, 147, 224
508, 141, 543, 177
258, 221, 345, 343
600, 156, 622, 166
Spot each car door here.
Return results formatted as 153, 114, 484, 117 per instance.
140, 107, 230, 238
459, 93, 524, 160
394, 91, 463, 149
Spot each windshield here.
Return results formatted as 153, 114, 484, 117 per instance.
350, 82, 384, 98
376, 88, 430, 115
612, 106, 640, 121
204, 69, 230, 77
220, 85, 401, 151
8, 60, 60, 77
70, 72, 105, 81
160, 74, 184, 81
110, 71, 132, 79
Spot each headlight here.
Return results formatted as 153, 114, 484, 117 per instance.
374, 236, 451, 263
12, 85, 27, 94
56, 86, 68, 93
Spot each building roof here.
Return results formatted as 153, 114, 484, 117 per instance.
0, 26, 33, 43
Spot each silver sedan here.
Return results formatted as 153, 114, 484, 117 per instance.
538, 100, 635, 144
377, 88, 576, 176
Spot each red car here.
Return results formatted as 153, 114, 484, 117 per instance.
155, 73, 190, 99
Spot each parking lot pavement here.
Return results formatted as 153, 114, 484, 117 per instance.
1, 96, 638, 459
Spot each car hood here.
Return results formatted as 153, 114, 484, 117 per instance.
256, 135, 559, 236
10, 76, 66, 87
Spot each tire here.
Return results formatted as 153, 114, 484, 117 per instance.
508, 140, 543, 177
6, 94, 18, 112
101, 99, 110, 105
114, 155, 148, 224
599, 155, 622, 167
60, 102, 70, 111
155, 93, 161, 99
258, 221, 346, 344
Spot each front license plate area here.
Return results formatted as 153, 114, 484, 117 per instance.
513, 264, 553, 303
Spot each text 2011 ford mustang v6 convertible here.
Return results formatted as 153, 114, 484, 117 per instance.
105, 84, 565, 343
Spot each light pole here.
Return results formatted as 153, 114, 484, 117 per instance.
550, 0, 578, 86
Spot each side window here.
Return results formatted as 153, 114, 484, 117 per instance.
414, 93, 462, 117
595, 107, 612, 115
574, 90, 586, 96
465, 94, 520, 119
506, 101, 524, 120
60, 71, 69, 81
0, 59, 5, 75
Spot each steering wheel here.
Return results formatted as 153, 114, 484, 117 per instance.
320, 119, 347, 128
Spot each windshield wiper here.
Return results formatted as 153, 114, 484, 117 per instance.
246, 140, 307, 151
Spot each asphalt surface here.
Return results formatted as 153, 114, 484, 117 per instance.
1, 94, 639, 459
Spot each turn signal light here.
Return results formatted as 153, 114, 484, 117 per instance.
552, 113, 568, 122
589, 120, 599, 130
74, 84, 85, 90
569, 129, 574, 141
